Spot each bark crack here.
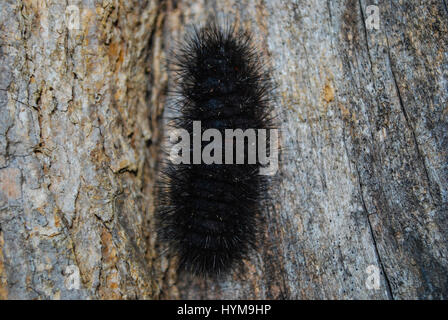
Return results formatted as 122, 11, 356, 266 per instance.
358, 0, 374, 75
443, 0, 448, 16
353, 3, 394, 299
326, 0, 333, 25
342, 123, 393, 299
384, 34, 436, 205
353, 157, 394, 299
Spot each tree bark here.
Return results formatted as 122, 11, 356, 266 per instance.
1, 0, 447, 300
0, 0, 163, 299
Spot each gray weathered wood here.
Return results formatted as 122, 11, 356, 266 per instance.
157, 0, 448, 299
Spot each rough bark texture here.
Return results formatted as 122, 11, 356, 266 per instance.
0, 0, 163, 299
1, 0, 447, 300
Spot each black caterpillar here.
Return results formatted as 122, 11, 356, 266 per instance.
156, 22, 276, 276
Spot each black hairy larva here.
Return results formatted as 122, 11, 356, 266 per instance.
156, 21, 276, 276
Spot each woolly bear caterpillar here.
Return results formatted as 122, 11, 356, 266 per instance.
156, 21, 277, 276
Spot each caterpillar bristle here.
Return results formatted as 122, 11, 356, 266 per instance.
155, 20, 277, 276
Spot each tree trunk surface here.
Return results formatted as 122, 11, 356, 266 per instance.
0, 0, 447, 299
